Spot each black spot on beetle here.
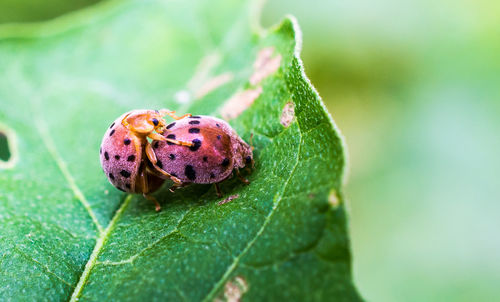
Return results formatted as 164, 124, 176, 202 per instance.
221, 158, 230, 167
189, 139, 201, 151
125, 183, 131, 189
189, 120, 200, 125
217, 135, 221, 140
124, 138, 131, 145
120, 170, 131, 178
210, 173, 215, 179
109, 173, 115, 180
166, 122, 176, 129
127, 155, 135, 162
109, 122, 115, 129
169, 154, 175, 160
114, 155, 120, 160
167, 134, 176, 145
104, 152, 109, 160
157, 160, 163, 169
245, 156, 252, 164
216, 123, 220, 128
190, 116, 201, 119
152, 118, 159, 126
109, 129, 115, 136
203, 156, 208, 162
185, 165, 196, 181
189, 128, 200, 134
153, 141, 159, 149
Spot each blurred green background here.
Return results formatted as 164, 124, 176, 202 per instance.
1, 0, 499, 301
264, 1, 500, 301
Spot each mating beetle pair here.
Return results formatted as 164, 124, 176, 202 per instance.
99, 109, 253, 211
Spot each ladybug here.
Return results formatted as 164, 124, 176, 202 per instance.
99, 109, 192, 211
150, 115, 254, 196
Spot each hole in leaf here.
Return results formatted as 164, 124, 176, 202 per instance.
0, 131, 11, 162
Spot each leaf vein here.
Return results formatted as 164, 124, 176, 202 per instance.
68, 194, 133, 301
201, 123, 304, 301
97, 206, 194, 266
35, 115, 104, 234
13, 245, 73, 288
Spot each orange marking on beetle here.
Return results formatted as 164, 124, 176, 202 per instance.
220, 87, 262, 120
250, 47, 282, 86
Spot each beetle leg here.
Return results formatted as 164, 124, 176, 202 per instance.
139, 169, 161, 211
214, 183, 223, 198
249, 133, 254, 151
166, 138, 193, 147
159, 109, 192, 120
143, 194, 161, 212
145, 142, 183, 184
148, 132, 193, 147
169, 182, 188, 193
148, 132, 167, 141
120, 112, 132, 128
235, 169, 250, 184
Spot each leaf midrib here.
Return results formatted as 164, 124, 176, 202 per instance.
69, 194, 133, 301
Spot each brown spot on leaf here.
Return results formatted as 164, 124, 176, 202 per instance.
187, 52, 221, 90
329, 189, 340, 208
280, 102, 295, 127
216, 276, 248, 302
176, 52, 223, 104
218, 194, 239, 206
220, 87, 262, 120
195, 72, 234, 99
250, 47, 282, 86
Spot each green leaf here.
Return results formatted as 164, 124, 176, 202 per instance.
0, 0, 361, 301
0, 0, 101, 24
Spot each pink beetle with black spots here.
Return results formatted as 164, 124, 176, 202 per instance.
149, 115, 254, 196
99, 109, 192, 211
